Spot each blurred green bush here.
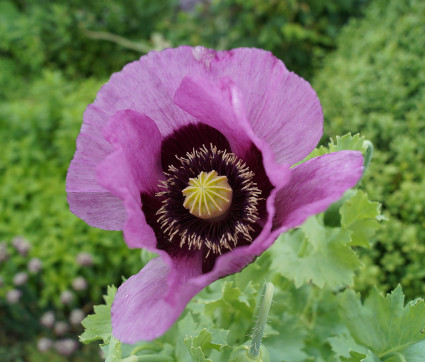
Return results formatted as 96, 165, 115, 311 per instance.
0, 0, 177, 96
0, 0, 371, 314
0, 72, 142, 358
159, 0, 368, 78
7, 0, 425, 358
0, 0, 368, 96
313, 0, 425, 298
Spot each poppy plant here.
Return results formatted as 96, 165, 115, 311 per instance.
66, 46, 363, 343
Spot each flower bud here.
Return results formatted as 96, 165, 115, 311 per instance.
13, 272, 28, 286
76, 252, 93, 267
28, 258, 43, 273
54, 321, 69, 336
12, 236, 31, 256
40, 311, 55, 329
6, 289, 22, 304
229, 344, 270, 362
60, 290, 74, 305
69, 309, 85, 326
54, 339, 78, 356
37, 337, 52, 352
72, 276, 87, 291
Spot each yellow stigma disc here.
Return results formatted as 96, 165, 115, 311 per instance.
182, 170, 233, 220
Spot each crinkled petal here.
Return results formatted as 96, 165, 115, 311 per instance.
174, 76, 252, 156
66, 105, 126, 230
66, 192, 126, 230
216, 48, 324, 166
96, 110, 164, 249
174, 76, 290, 188
69, 47, 322, 229
273, 151, 364, 237
68, 47, 322, 231
93, 48, 201, 136
92, 46, 322, 164
112, 255, 202, 343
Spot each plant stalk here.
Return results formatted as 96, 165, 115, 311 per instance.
248, 282, 275, 358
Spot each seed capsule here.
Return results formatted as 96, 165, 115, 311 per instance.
182, 170, 233, 220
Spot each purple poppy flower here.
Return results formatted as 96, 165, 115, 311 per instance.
37, 337, 53, 352
28, 257, 43, 273
66, 46, 363, 343
40, 310, 55, 329
7, 289, 22, 304
76, 251, 93, 267
13, 272, 28, 286
60, 290, 74, 306
12, 236, 31, 256
69, 309, 85, 326
54, 339, 78, 356
72, 276, 88, 291
54, 321, 69, 336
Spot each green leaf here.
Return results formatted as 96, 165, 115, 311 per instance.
270, 216, 362, 289
176, 312, 229, 362
337, 285, 425, 360
183, 341, 209, 362
328, 333, 368, 359
80, 285, 117, 344
397, 340, 425, 362
121, 356, 139, 362
201, 281, 255, 345
361, 351, 382, 362
340, 190, 382, 248
184, 329, 221, 362
105, 336, 122, 362
328, 134, 365, 153
299, 133, 366, 165
179, 312, 200, 336
175, 313, 200, 361
265, 313, 309, 362
192, 329, 223, 352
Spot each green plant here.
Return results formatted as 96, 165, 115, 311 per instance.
0, 72, 143, 342
79, 145, 423, 360
0, 0, 178, 94
313, 0, 425, 298
158, 0, 369, 78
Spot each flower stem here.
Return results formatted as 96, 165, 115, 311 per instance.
362, 140, 373, 177
249, 282, 274, 358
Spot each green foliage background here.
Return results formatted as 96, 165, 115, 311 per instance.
1, 0, 424, 360
313, 0, 425, 299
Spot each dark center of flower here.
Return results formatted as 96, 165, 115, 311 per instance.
155, 144, 261, 257
140, 123, 273, 273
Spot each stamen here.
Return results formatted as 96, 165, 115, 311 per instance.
182, 171, 233, 219
155, 144, 262, 256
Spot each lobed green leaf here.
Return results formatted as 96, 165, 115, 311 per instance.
340, 190, 382, 248
270, 216, 361, 289
80, 285, 117, 344
334, 285, 425, 360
